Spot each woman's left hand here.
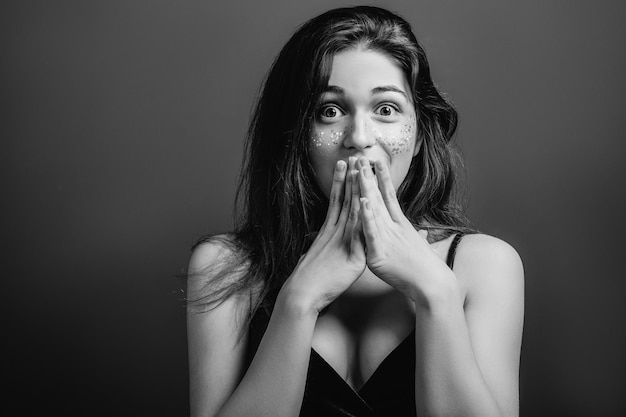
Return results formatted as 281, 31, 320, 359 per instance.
356, 157, 455, 303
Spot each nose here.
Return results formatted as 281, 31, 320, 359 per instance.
342, 113, 376, 150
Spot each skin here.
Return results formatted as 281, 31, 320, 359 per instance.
187, 48, 525, 417
310, 49, 420, 197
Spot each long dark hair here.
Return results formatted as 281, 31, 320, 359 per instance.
187, 6, 474, 325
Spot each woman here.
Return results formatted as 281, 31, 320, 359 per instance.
187, 6, 524, 417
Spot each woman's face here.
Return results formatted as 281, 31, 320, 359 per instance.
309, 48, 420, 197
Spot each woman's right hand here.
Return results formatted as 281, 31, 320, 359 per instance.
280, 157, 366, 313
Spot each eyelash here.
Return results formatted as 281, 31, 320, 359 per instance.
374, 103, 401, 117
316, 102, 402, 121
318, 104, 345, 119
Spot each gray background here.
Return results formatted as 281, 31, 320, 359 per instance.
4, 0, 626, 415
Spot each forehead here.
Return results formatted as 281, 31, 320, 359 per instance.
327, 49, 409, 94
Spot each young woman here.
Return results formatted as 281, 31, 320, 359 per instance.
186, 6, 524, 417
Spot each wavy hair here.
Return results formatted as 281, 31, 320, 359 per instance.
187, 6, 475, 325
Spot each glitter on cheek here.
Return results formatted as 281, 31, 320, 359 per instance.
310, 128, 346, 147
311, 130, 325, 147
374, 115, 417, 156
329, 129, 345, 144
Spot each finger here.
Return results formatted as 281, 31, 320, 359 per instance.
360, 197, 384, 260
351, 166, 361, 218
344, 169, 361, 240
357, 158, 392, 240
336, 157, 357, 227
349, 208, 365, 259
321, 160, 347, 228
374, 159, 405, 223
357, 157, 392, 223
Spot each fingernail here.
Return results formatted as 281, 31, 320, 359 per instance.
336, 160, 346, 172
361, 197, 370, 210
375, 160, 384, 171
348, 156, 356, 167
359, 157, 369, 168
361, 166, 372, 179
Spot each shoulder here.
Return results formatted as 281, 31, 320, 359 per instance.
186, 234, 252, 349
452, 234, 524, 416
188, 233, 240, 274
187, 233, 252, 312
454, 233, 524, 305
456, 233, 523, 270
186, 235, 253, 416
187, 234, 249, 284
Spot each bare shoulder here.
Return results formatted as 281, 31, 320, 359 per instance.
452, 236, 523, 416
188, 234, 241, 277
454, 233, 525, 303
187, 234, 248, 294
457, 233, 523, 270
186, 235, 253, 416
186, 233, 251, 331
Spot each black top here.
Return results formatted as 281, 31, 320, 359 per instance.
247, 233, 465, 416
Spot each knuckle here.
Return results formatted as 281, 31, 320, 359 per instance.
348, 207, 359, 222
329, 191, 341, 207
383, 189, 396, 202
365, 230, 377, 241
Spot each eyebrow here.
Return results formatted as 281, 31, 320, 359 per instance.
322, 85, 346, 95
322, 85, 409, 100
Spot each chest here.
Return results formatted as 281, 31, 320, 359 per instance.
311, 272, 415, 391
309, 234, 469, 391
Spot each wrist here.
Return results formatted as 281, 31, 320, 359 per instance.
276, 279, 321, 319
410, 271, 462, 313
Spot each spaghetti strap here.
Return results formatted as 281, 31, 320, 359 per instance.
446, 233, 465, 269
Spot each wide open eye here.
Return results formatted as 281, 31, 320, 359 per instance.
375, 104, 400, 117
318, 105, 345, 121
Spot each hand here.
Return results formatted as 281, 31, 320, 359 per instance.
282, 157, 366, 313
356, 157, 454, 303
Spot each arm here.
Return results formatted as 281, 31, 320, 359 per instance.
187, 245, 246, 417
187, 242, 318, 417
412, 235, 524, 417
356, 157, 524, 416
188, 159, 367, 417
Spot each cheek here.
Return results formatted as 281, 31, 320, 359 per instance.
389, 155, 413, 190
311, 129, 347, 148
373, 114, 417, 156
310, 128, 346, 197
310, 128, 345, 172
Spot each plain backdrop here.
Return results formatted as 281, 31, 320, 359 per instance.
4, 1, 626, 416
